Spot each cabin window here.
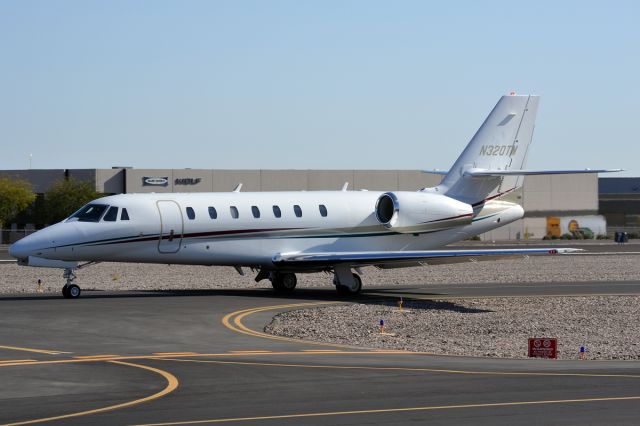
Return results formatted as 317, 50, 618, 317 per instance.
103, 206, 119, 222
186, 207, 195, 220
294, 205, 302, 217
319, 204, 328, 217
230, 206, 239, 219
68, 204, 108, 223
208, 206, 217, 219
252, 206, 260, 218
121, 208, 130, 220
273, 205, 281, 218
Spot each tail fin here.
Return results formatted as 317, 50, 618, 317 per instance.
437, 94, 539, 206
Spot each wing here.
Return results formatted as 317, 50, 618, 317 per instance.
272, 247, 582, 269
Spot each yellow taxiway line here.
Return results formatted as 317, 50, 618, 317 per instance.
73, 354, 120, 359
131, 395, 640, 426
0, 350, 436, 369
159, 357, 640, 379
0, 345, 70, 355
153, 352, 198, 356
222, 302, 369, 350
1, 360, 179, 426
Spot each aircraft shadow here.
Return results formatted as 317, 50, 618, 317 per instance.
358, 298, 493, 314
0, 287, 431, 302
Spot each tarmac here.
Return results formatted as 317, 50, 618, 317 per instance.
0, 242, 639, 425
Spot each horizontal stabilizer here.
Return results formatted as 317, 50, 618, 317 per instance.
273, 247, 582, 268
423, 169, 449, 175
464, 168, 623, 177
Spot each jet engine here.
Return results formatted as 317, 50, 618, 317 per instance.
375, 191, 473, 233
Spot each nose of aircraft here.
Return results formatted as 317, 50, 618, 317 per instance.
9, 233, 37, 259
10, 222, 84, 261
9, 224, 64, 260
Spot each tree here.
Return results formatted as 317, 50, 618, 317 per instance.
42, 179, 102, 224
0, 178, 36, 228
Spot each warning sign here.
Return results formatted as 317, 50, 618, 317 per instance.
528, 338, 557, 359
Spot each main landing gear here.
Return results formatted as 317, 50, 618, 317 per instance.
62, 268, 81, 299
263, 268, 363, 296
332, 264, 363, 296
270, 272, 298, 293
334, 273, 362, 296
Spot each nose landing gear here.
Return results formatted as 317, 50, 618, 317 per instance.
62, 268, 81, 299
60, 262, 98, 299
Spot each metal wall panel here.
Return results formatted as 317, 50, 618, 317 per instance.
67, 169, 96, 189
549, 174, 598, 211
96, 169, 124, 194
212, 170, 260, 192
260, 170, 308, 191
353, 170, 399, 191
399, 171, 442, 190
308, 170, 355, 191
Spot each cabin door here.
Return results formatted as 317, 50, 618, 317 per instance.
157, 200, 183, 253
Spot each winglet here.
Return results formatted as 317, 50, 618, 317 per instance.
233, 183, 243, 192
341, 182, 349, 191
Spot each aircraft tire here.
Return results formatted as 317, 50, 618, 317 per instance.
271, 273, 297, 292
271, 279, 283, 291
336, 273, 362, 296
62, 285, 70, 298
66, 284, 81, 299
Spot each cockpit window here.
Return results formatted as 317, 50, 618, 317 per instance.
121, 208, 130, 220
68, 204, 109, 222
103, 206, 119, 222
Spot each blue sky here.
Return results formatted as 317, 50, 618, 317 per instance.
1, 1, 638, 175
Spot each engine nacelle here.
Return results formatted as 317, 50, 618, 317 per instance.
375, 191, 473, 233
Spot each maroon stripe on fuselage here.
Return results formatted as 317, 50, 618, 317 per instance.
472, 187, 516, 207
94, 227, 305, 246
421, 213, 474, 224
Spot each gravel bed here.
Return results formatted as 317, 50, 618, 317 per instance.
265, 296, 640, 360
1, 254, 639, 294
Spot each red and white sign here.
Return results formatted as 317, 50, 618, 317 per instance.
528, 338, 557, 359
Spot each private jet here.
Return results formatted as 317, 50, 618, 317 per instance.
10, 94, 620, 298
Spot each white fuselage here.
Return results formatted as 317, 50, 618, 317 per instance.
11, 190, 524, 271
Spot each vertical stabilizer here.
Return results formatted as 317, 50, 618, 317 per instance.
437, 94, 539, 206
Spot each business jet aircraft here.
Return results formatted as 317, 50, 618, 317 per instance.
10, 94, 619, 298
